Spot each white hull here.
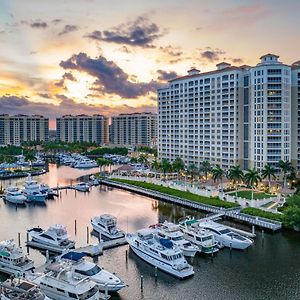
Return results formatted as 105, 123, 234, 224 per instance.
4, 195, 26, 205
26, 194, 47, 202
74, 186, 90, 192
0, 262, 34, 276
216, 236, 251, 250
91, 222, 124, 240
181, 247, 198, 257
127, 238, 194, 279
41, 288, 100, 300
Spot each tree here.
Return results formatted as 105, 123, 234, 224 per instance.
172, 157, 185, 179
261, 164, 277, 191
187, 164, 198, 182
228, 165, 244, 197
138, 154, 148, 166
244, 168, 262, 200
97, 158, 110, 172
151, 160, 161, 171
130, 157, 138, 164
212, 166, 225, 194
160, 159, 172, 179
278, 160, 293, 194
200, 160, 211, 182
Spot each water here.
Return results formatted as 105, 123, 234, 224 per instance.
0, 164, 300, 300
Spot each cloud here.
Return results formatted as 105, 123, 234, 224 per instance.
52, 19, 62, 24
29, 20, 48, 29
200, 48, 225, 62
157, 70, 179, 82
0, 94, 157, 121
231, 57, 244, 64
85, 16, 164, 48
60, 52, 160, 98
55, 72, 77, 88
159, 45, 183, 57
58, 25, 79, 36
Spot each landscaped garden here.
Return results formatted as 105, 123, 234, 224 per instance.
228, 190, 274, 200
111, 178, 239, 209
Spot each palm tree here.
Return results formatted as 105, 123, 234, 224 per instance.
97, 158, 110, 173
200, 160, 211, 182
151, 160, 161, 179
228, 165, 244, 197
212, 166, 225, 194
187, 164, 198, 183
138, 154, 148, 166
172, 157, 185, 180
261, 164, 277, 191
160, 158, 172, 180
278, 160, 293, 193
244, 168, 262, 200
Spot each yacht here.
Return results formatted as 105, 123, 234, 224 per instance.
0, 278, 50, 300
60, 252, 125, 293
73, 159, 97, 169
40, 184, 56, 199
23, 177, 47, 202
151, 222, 199, 257
126, 228, 194, 278
91, 215, 125, 240
3, 187, 27, 205
33, 262, 103, 300
179, 218, 219, 254
0, 240, 34, 275
27, 225, 75, 253
74, 182, 90, 192
198, 221, 253, 250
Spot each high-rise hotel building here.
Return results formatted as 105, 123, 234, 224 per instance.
158, 54, 300, 172
56, 114, 109, 145
0, 114, 49, 146
110, 113, 157, 147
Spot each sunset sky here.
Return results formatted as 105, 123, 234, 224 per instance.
0, 0, 299, 128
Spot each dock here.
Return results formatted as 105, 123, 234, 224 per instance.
100, 179, 282, 232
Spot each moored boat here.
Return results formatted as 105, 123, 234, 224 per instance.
126, 228, 194, 279
3, 187, 26, 205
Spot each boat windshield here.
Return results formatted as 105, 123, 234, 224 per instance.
219, 229, 231, 234
78, 286, 98, 300
76, 265, 101, 276
172, 236, 183, 241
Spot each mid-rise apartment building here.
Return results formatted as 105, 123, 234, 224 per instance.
56, 114, 109, 145
110, 113, 157, 147
0, 114, 49, 146
158, 54, 300, 172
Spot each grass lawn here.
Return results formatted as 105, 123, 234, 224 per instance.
111, 178, 239, 209
241, 207, 282, 222
228, 190, 274, 200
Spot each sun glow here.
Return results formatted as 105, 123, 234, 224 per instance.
65, 75, 94, 100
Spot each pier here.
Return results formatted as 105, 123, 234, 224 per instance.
100, 179, 282, 232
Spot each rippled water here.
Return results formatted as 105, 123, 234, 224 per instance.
0, 164, 300, 300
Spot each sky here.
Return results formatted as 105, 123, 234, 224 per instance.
0, 0, 300, 129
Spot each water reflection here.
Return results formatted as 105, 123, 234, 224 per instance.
0, 164, 299, 300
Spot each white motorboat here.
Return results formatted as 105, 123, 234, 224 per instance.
126, 228, 194, 279
23, 177, 47, 202
74, 182, 90, 192
179, 218, 219, 254
40, 184, 56, 198
27, 225, 75, 253
3, 187, 27, 205
73, 159, 97, 169
32, 262, 103, 300
199, 221, 253, 250
151, 221, 199, 257
91, 215, 125, 240
0, 240, 34, 275
60, 252, 125, 293
0, 277, 50, 300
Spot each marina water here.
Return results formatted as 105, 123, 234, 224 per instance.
0, 164, 299, 300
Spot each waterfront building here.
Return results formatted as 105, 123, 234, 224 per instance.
56, 114, 109, 145
158, 54, 299, 172
0, 114, 49, 146
110, 113, 157, 147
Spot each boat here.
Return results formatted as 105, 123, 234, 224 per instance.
27, 225, 75, 253
178, 218, 219, 254
198, 220, 253, 250
23, 177, 47, 202
74, 182, 90, 192
91, 215, 125, 240
32, 262, 103, 300
0, 277, 50, 300
151, 221, 199, 257
0, 240, 34, 275
73, 159, 97, 169
126, 228, 194, 278
3, 187, 27, 205
40, 184, 56, 198
60, 252, 125, 293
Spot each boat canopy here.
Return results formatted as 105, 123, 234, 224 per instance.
182, 219, 198, 226
160, 238, 173, 249
61, 251, 85, 261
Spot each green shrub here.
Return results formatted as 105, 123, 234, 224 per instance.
111, 178, 239, 209
241, 207, 283, 222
